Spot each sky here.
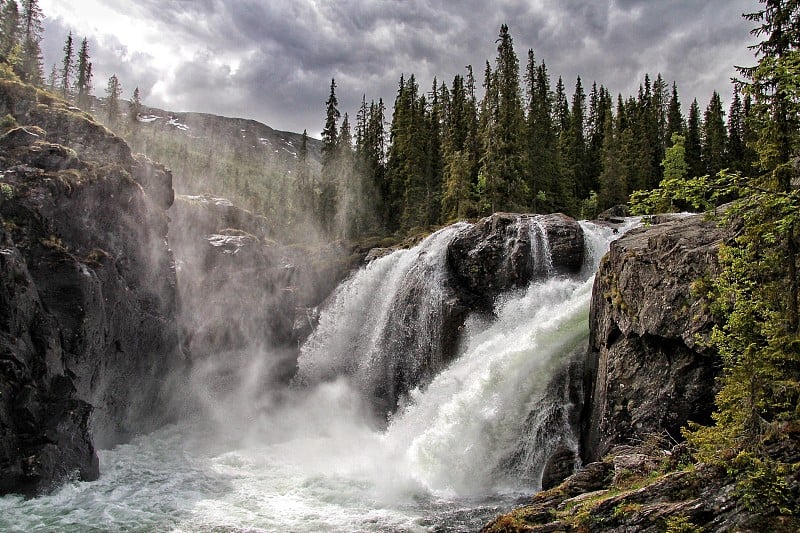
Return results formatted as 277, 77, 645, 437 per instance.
39, 0, 760, 138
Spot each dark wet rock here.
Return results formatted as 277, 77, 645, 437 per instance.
582, 214, 731, 463
541, 446, 578, 491
0, 77, 182, 495
448, 212, 584, 308
0, 126, 43, 149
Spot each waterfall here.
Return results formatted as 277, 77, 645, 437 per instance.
296, 223, 470, 415
297, 216, 632, 494
0, 216, 637, 533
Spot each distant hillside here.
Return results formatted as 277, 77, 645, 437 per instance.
92, 98, 323, 230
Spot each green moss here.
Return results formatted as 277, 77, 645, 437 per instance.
664, 514, 704, 532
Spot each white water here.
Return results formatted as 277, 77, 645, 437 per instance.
0, 219, 635, 532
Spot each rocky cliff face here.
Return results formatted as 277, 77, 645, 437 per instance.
582, 214, 730, 462
0, 77, 182, 495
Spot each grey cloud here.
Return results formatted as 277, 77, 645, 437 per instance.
41, 0, 758, 136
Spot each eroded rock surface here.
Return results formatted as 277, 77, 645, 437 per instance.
582, 214, 730, 463
0, 77, 182, 495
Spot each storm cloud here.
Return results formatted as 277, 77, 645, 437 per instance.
40, 0, 757, 136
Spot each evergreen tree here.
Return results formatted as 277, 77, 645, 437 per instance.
74, 37, 92, 110
18, 0, 43, 84
0, 0, 20, 64
60, 31, 73, 98
524, 51, 559, 213
319, 78, 340, 235
129, 86, 141, 123
321, 78, 340, 168
46, 62, 56, 90
702, 91, 727, 176
685, 98, 703, 177
478, 24, 527, 214
633, 3, 800, 479
665, 82, 684, 146
598, 98, 628, 209
105, 74, 121, 125
565, 76, 589, 201
296, 128, 312, 212
442, 72, 477, 220
727, 84, 746, 171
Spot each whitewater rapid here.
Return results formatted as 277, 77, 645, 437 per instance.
0, 218, 635, 532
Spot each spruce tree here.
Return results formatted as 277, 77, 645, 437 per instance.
129, 86, 141, 123
685, 99, 703, 178
565, 76, 589, 201
727, 84, 745, 171
60, 32, 73, 98
665, 82, 684, 146
18, 0, 43, 84
105, 74, 121, 125
702, 91, 727, 176
0, 0, 20, 64
598, 98, 628, 209
319, 78, 340, 235
74, 37, 91, 110
478, 24, 527, 214
321, 78, 340, 168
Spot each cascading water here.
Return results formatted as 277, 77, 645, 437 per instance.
296, 223, 470, 415
0, 217, 637, 533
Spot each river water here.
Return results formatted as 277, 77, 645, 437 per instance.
0, 219, 633, 532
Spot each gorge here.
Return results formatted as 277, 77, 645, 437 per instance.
0, 74, 775, 531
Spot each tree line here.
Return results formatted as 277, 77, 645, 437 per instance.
310, 24, 759, 239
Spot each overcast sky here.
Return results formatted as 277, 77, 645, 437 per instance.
39, 0, 759, 138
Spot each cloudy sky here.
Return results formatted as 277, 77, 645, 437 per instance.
39, 0, 759, 137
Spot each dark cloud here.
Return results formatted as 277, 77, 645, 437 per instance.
41, 0, 758, 136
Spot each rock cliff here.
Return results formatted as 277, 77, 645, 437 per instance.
0, 77, 182, 495
582, 214, 730, 462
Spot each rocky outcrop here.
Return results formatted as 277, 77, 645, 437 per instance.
582, 214, 730, 462
0, 77, 182, 495
482, 431, 800, 532
448, 213, 584, 308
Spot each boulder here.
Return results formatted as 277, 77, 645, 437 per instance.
448, 212, 584, 308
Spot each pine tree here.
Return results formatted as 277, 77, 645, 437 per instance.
18, 0, 43, 84
0, 0, 20, 63
74, 37, 92, 110
702, 91, 727, 176
105, 74, 121, 125
60, 32, 73, 98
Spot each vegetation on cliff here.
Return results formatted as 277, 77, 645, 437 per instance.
627, 0, 800, 526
